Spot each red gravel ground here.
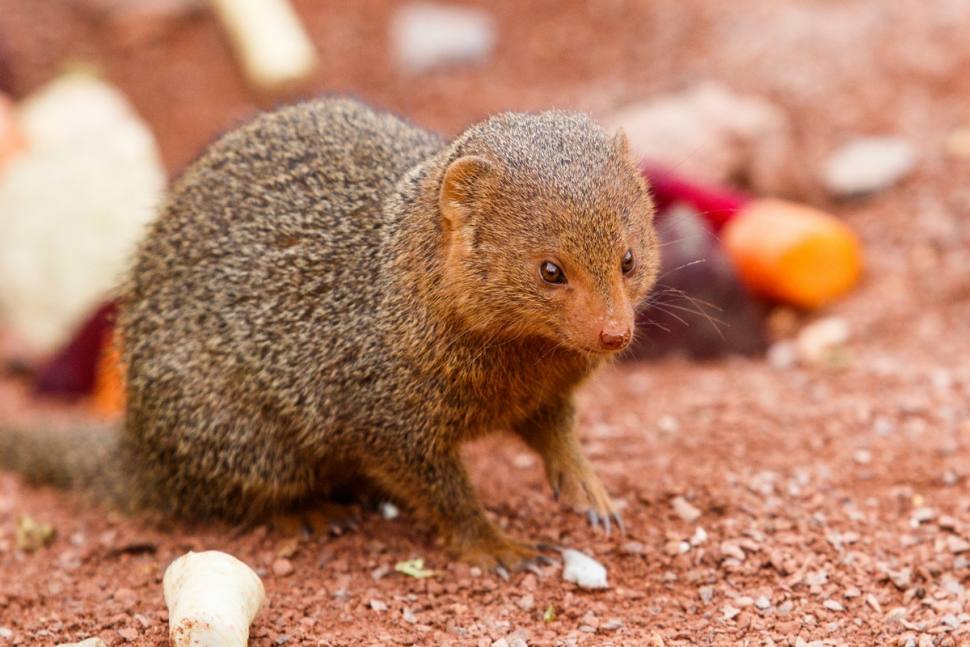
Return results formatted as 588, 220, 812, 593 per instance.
2, 1, 970, 646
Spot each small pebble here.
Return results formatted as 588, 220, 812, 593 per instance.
510, 639, 527, 647
910, 507, 936, 523
767, 340, 798, 369
938, 515, 959, 531
699, 586, 714, 602
865, 593, 883, 613
622, 541, 645, 554
0, 628, 12, 639
272, 558, 294, 577
491, 639, 509, 647
806, 570, 828, 586
852, 449, 872, 465
873, 417, 896, 436
824, 600, 844, 612
664, 540, 690, 556
941, 614, 961, 630
796, 317, 851, 366
889, 568, 912, 590
946, 536, 970, 554
391, 3, 497, 72
690, 527, 708, 546
370, 599, 388, 612
378, 501, 399, 520
117, 628, 138, 642
719, 542, 745, 562
672, 496, 701, 523
721, 605, 741, 620
371, 564, 390, 580
844, 586, 862, 598
517, 594, 534, 611
602, 619, 624, 631
56, 640, 106, 647
755, 596, 771, 610
821, 136, 916, 197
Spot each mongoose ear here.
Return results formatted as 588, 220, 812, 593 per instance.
612, 127, 631, 158
440, 156, 497, 229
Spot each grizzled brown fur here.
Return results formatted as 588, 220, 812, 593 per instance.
1, 98, 658, 570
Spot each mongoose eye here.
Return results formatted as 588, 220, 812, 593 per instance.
539, 261, 566, 285
621, 250, 636, 275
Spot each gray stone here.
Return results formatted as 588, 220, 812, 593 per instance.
391, 3, 496, 72
821, 136, 916, 197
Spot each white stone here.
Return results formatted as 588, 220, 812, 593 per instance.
391, 3, 496, 73
795, 317, 850, 366
378, 501, 400, 520
823, 599, 844, 612
767, 341, 798, 370
0, 72, 165, 352
820, 136, 916, 197
56, 639, 107, 647
561, 549, 608, 589
602, 81, 795, 195
690, 526, 708, 546
721, 605, 741, 620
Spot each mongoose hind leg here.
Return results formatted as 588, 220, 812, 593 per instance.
516, 396, 623, 535
369, 439, 546, 575
271, 503, 361, 537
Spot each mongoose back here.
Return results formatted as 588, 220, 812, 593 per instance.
1, 97, 658, 571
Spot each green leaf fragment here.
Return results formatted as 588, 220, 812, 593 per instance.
543, 604, 556, 622
395, 558, 438, 579
16, 514, 55, 553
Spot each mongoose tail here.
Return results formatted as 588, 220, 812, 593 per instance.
0, 419, 129, 504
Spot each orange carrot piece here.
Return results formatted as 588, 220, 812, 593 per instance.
722, 199, 863, 309
92, 333, 126, 418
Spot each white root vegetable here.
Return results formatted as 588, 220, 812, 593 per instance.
0, 71, 165, 353
163, 550, 266, 647
209, 0, 318, 92
561, 548, 609, 589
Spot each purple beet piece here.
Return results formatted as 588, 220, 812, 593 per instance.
626, 203, 767, 360
35, 299, 119, 398
640, 161, 748, 232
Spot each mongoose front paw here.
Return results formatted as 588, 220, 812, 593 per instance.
550, 461, 624, 536
454, 530, 546, 578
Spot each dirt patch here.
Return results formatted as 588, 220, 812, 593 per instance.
2, 1, 970, 646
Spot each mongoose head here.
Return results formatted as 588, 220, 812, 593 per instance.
437, 111, 658, 355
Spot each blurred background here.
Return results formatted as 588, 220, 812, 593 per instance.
0, 0, 969, 385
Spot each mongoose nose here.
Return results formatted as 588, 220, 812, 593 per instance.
599, 322, 632, 351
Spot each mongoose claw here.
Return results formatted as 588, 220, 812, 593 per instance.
551, 461, 620, 536
457, 531, 544, 574
611, 511, 626, 535
523, 561, 544, 576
